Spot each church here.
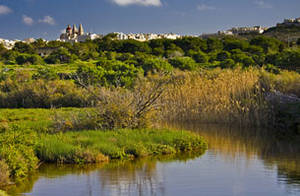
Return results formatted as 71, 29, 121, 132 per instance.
60, 24, 100, 43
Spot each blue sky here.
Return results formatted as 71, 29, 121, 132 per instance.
0, 0, 299, 40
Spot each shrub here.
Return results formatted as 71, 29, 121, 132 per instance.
169, 57, 197, 71
188, 50, 209, 63
32, 67, 59, 80
55, 75, 171, 130
0, 125, 38, 180
0, 78, 94, 108
217, 51, 231, 61
16, 54, 44, 65
141, 58, 173, 74
76, 59, 143, 87
45, 47, 75, 64
220, 59, 237, 69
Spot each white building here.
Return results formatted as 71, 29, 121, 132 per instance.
0, 38, 18, 49
114, 32, 182, 41
60, 24, 101, 43
226, 26, 267, 35
277, 17, 300, 27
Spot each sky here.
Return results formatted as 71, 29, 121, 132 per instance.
0, 0, 299, 40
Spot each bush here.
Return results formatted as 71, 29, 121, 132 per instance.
0, 125, 38, 180
76, 59, 143, 87
45, 47, 75, 64
220, 59, 237, 69
250, 36, 282, 53
188, 50, 209, 63
141, 58, 173, 74
169, 57, 197, 71
32, 67, 59, 80
16, 54, 44, 65
263, 64, 280, 74
217, 51, 231, 61
0, 78, 94, 108
54, 75, 171, 130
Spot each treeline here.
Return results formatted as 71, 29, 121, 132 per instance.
1, 34, 300, 72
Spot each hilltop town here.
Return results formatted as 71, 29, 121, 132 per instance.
0, 17, 300, 49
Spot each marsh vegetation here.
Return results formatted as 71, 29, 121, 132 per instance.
0, 34, 300, 192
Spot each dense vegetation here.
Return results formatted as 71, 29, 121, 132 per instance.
0, 33, 300, 190
0, 109, 207, 187
1, 33, 300, 73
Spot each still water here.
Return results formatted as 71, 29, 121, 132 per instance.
10, 124, 300, 196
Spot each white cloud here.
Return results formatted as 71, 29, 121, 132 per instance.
38, 16, 55, 25
254, 1, 272, 9
197, 4, 216, 11
111, 0, 162, 6
23, 15, 34, 25
0, 5, 12, 15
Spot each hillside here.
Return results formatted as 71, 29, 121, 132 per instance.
263, 25, 300, 43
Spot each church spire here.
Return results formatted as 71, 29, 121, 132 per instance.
72, 24, 78, 35
78, 24, 84, 35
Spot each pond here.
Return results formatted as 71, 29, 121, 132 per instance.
9, 123, 300, 196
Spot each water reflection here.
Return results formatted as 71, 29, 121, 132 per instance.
166, 122, 300, 192
8, 153, 204, 196
7, 123, 300, 196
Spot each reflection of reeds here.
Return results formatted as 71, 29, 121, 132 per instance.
165, 122, 300, 190
97, 153, 205, 196
161, 68, 271, 127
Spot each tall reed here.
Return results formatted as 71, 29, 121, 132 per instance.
160, 68, 273, 127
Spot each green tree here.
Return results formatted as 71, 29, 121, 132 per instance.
216, 51, 231, 61
118, 40, 151, 54
246, 45, 264, 56
149, 39, 165, 56
169, 57, 197, 70
45, 47, 75, 64
31, 39, 47, 49
174, 37, 207, 54
223, 38, 249, 51
141, 58, 173, 74
13, 42, 34, 54
15, 54, 44, 65
2, 50, 19, 64
232, 51, 255, 67
250, 36, 282, 53
206, 37, 223, 52
272, 49, 300, 69
188, 50, 208, 63
220, 59, 236, 69
76, 59, 143, 87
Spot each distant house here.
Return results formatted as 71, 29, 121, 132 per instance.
277, 17, 300, 27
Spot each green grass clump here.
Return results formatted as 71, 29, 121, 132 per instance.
0, 125, 38, 182
37, 129, 207, 162
0, 108, 86, 132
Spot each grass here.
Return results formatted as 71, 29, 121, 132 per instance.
37, 129, 208, 163
0, 108, 87, 131
0, 108, 208, 186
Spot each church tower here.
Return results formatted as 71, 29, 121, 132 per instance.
66, 25, 72, 35
78, 24, 84, 36
72, 24, 78, 35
